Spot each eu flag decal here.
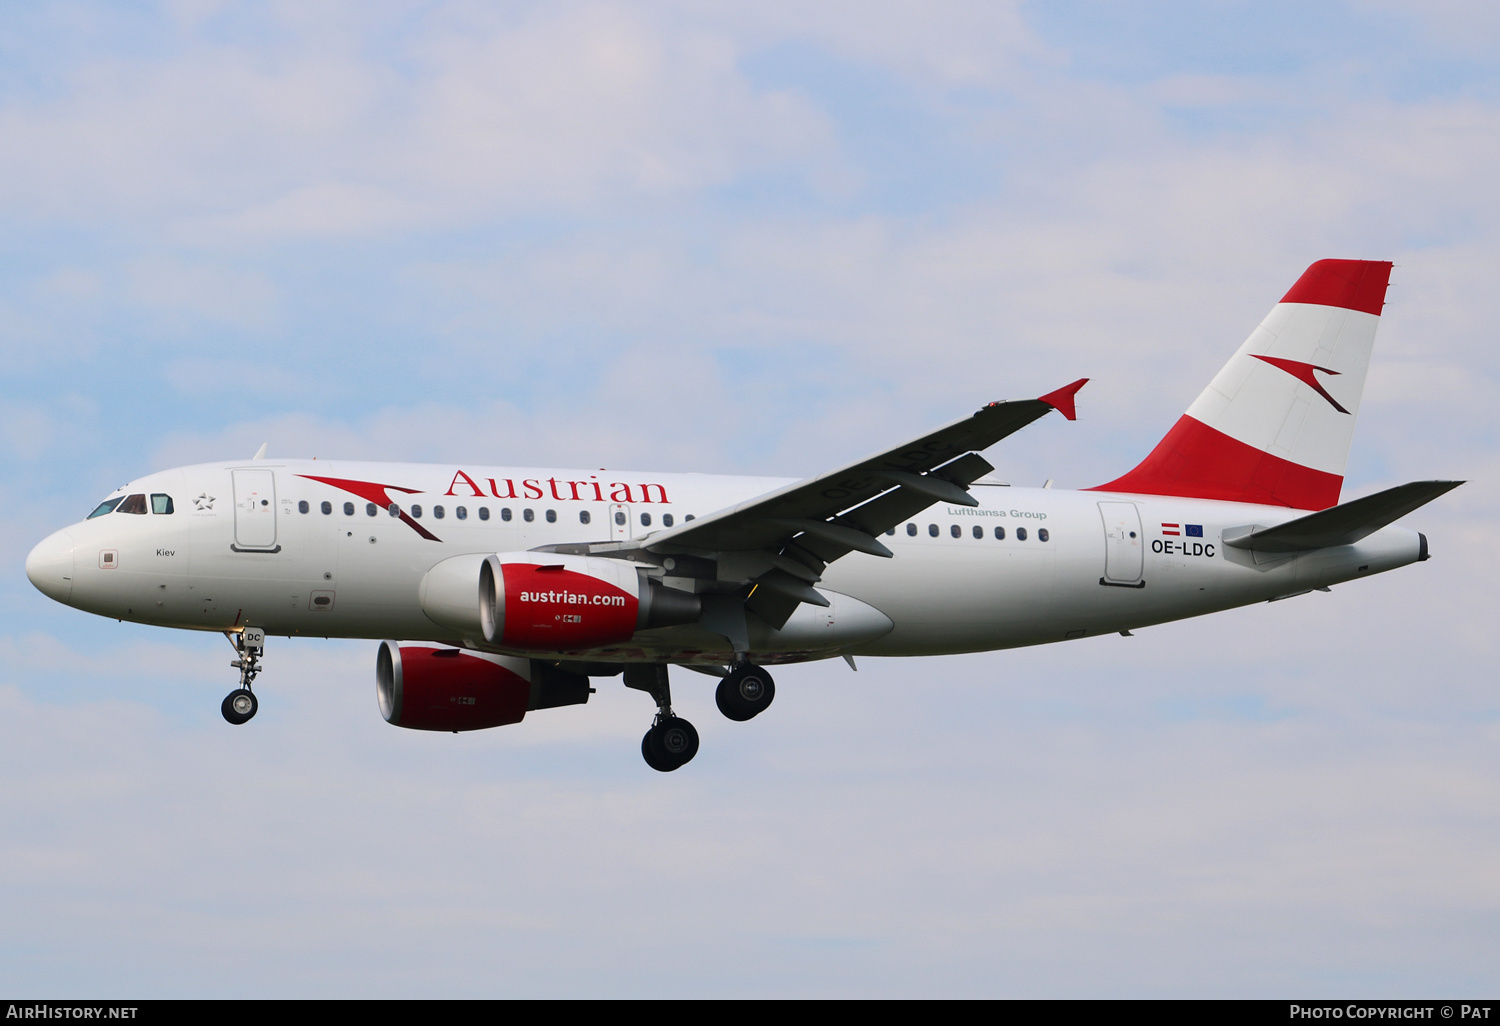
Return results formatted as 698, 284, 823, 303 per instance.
1185, 524, 1203, 537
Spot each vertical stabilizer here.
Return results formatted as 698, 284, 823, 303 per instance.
1091, 259, 1393, 510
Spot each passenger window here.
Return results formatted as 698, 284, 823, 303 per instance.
994, 526, 1005, 540
411, 504, 422, 518
478, 507, 489, 521
88, 497, 124, 519
950, 524, 961, 539
297, 499, 308, 514
117, 494, 148, 515
546, 509, 557, 523
343, 502, 355, 516
434, 505, 445, 519
456, 506, 467, 520
886, 527, 895, 536
640, 512, 651, 527
663, 514, 674, 527
523, 509, 534, 522
152, 494, 175, 515
614, 511, 625, 526
388, 503, 400, 518
906, 523, 917, 536
500, 507, 511, 521
685, 514, 695, 521
928, 523, 938, 538
580, 510, 591, 525
973, 526, 982, 539
1017, 527, 1028, 541
1039, 528, 1050, 542
366, 503, 377, 517
321, 501, 332, 515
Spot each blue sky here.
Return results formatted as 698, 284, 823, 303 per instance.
2, 1, 1497, 996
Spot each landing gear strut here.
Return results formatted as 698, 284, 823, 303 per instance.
716, 662, 775, 721
221, 627, 265, 725
624, 664, 698, 772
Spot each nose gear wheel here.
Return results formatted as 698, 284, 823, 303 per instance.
221, 688, 258, 725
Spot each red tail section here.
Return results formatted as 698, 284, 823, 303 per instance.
1090, 260, 1393, 510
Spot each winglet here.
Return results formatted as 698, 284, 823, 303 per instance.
1037, 378, 1089, 421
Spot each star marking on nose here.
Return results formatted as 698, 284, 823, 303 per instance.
194, 493, 216, 511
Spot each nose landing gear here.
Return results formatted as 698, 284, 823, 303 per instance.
221, 627, 265, 725
221, 688, 258, 725
624, 663, 698, 772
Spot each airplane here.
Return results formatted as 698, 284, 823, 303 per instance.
24, 259, 1462, 771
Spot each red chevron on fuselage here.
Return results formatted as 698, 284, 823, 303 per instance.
298, 475, 442, 541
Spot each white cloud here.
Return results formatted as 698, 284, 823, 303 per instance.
0, 3, 847, 239
126, 255, 279, 329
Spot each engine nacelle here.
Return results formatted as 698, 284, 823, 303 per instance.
420, 552, 701, 651
481, 553, 638, 650
376, 642, 593, 732
478, 552, 701, 652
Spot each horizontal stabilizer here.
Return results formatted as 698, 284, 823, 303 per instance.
1223, 480, 1463, 553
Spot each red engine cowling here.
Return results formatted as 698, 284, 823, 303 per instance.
377, 641, 531, 731
418, 551, 701, 652
480, 553, 643, 651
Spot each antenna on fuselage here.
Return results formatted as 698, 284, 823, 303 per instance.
252, 443, 268, 460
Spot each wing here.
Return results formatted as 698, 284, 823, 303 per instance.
544, 379, 1087, 645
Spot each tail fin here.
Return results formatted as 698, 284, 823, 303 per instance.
1091, 259, 1394, 510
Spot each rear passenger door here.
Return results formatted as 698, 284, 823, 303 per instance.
1098, 501, 1144, 587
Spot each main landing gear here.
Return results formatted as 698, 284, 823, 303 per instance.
715, 662, 775, 721
624, 664, 699, 772
622, 661, 778, 771
221, 627, 265, 725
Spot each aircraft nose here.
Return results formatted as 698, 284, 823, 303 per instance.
26, 528, 76, 604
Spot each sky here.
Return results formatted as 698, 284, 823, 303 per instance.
1, 0, 1497, 998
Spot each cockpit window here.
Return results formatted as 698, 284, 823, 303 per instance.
116, 493, 148, 515
151, 494, 174, 515
87, 497, 124, 519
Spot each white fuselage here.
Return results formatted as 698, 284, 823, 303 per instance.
27, 458, 1425, 664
